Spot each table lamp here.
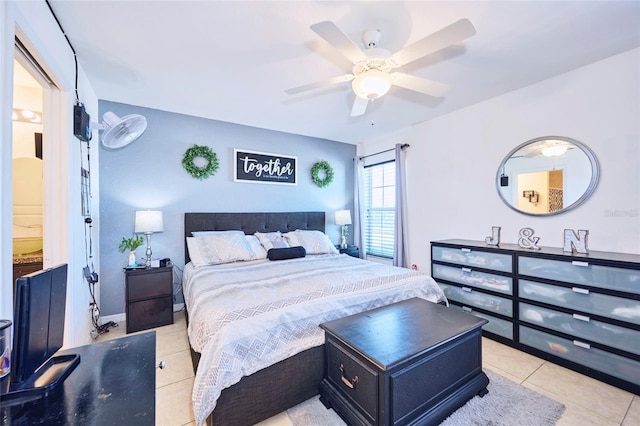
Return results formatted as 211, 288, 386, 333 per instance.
134, 210, 163, 267
335, 210, 352, 249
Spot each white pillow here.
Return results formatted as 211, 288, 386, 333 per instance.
283, 230, 338, 255
255, 231, 290, 250
186, 232, 255, 267
192, 230, 267, 260
245, 235, 267, 259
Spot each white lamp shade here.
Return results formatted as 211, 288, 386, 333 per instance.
335, 210, 352, 226
134, 210, 164, 233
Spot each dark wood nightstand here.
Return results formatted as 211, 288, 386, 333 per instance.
337, 245, 359, 258
124, 266, 174, 333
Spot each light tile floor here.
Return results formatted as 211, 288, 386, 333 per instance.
96, 311, 640, 426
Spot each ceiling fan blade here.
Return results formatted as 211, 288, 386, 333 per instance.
390, 18, 476, 67
285, 74, 354, 95
310, 21, 367, 63
350, 96, 369, 117
390, 72, 449, 97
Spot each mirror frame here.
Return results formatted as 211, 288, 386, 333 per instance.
496, 136, 600, 216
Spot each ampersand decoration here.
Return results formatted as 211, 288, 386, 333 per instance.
518, 227, 541, 250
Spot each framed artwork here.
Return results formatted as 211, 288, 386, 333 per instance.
234, 149, 297, 185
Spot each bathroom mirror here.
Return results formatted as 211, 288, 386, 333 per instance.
496, 136, 599, 216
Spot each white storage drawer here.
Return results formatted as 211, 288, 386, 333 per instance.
519, 302, 640, 356
519, 279, 640, 326
432, 264, 513, 295
432, 246, 512, 273
450, 304, 513, 339
519, 326, 640, 386
519, 256, 640, 295
439, 282, 513, 317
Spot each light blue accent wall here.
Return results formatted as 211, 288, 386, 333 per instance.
98, 100, 356, 316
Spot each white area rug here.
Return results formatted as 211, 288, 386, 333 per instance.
287, 370, 565, 425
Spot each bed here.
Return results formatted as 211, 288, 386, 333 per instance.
183, 212, 447, 426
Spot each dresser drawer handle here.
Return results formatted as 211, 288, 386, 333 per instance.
572, 287, 590, 295
461, 267, 472, 273
462, 306, 473, 312
573, 340, 591, 350
339, 364, 358, 389
571, 261, 589, 267
572, 313, 590, 322
461, 248, 471, 253
462, 287, 472, 293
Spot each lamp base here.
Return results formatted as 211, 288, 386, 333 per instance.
145, 233, 152, 267
340, 235, 347, 249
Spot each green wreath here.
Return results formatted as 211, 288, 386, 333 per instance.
311, 160, 334, 188
182, 145, 219, 180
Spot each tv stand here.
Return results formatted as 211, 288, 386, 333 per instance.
1, 332, 155, 425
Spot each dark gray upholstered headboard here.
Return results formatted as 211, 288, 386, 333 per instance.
184, 212, 326, 264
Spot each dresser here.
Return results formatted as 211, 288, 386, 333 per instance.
431, 239, 640, 395
125, 266, 174, 333
319, 298, 489, 426
1, 332, 156, 425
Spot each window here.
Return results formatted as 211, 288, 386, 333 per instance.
363, 161, 395, 258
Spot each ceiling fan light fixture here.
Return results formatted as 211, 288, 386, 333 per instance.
541, 145, 568, 157
352, 70, 392, 100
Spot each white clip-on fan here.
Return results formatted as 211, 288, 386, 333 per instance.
92, 111, 148, 149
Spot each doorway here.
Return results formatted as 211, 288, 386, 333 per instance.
12, 59, 45, 282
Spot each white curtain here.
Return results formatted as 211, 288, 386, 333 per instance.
353, 157, 366, 258
394, 144, 408, 267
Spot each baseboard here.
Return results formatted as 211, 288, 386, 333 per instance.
101, 312, 126, 325
100, 303, 184, 326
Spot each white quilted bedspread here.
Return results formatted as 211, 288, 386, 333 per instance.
182, 254, 447, 425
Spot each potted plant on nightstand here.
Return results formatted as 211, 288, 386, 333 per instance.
119, 236, 144, 267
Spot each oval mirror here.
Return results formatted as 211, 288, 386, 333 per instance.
496, 136, 599, 216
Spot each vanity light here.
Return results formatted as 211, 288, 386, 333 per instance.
352, 70, 392, 100
12, 108, 42, 124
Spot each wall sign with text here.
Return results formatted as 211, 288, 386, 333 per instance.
234, 149, 297, 185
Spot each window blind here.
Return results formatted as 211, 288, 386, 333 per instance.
363, 161, 395, 258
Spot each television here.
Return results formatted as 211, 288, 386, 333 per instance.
5, 264, 78, 397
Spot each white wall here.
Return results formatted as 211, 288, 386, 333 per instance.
1, 1, 100, 347
360, 48, 640, 271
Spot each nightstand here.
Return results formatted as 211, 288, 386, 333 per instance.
337, 245, 359, 258
124, 266, 174, 333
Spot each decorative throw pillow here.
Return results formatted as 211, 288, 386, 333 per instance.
186, 232, 255, 266
267, 246, 306, 261
245, 235, 267, 259
255, 231, 290, 251
283, 230, 339, 255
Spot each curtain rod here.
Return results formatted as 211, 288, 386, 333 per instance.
358, 143, 410, 160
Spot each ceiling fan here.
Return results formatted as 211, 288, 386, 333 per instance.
285, 19, 476, 116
